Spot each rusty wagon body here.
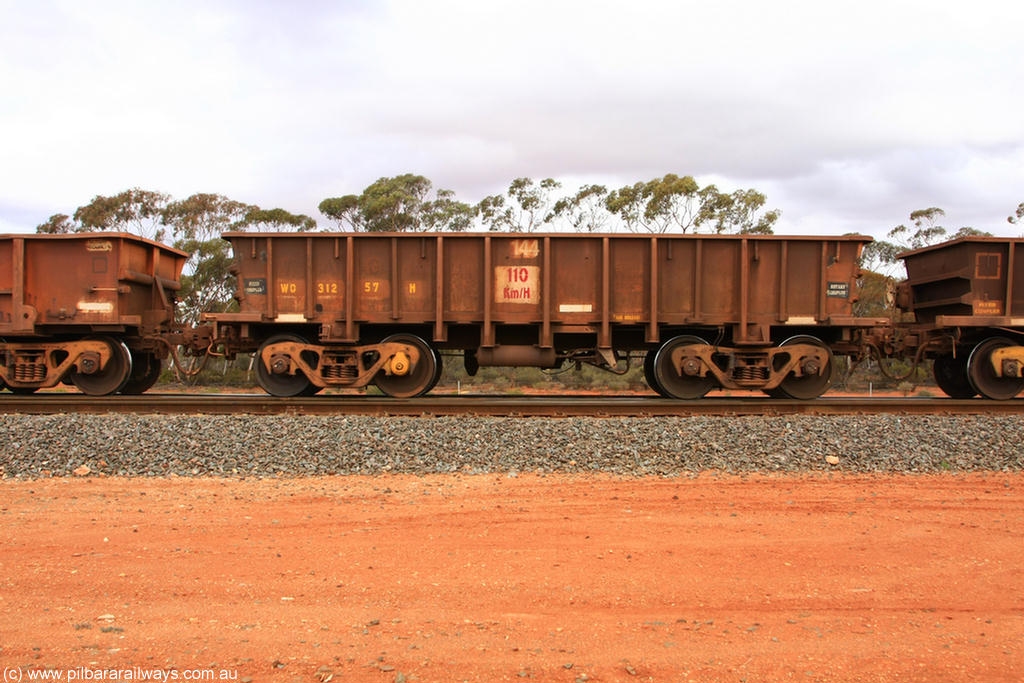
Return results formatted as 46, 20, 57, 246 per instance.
0, 233, 188, 395
203, 232, 882, 398
897, 236, 1024, 400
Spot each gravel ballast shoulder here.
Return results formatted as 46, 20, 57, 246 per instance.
1, 414, 1022, 478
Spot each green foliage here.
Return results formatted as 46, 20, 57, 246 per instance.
836, 356, 930, 392
163, 193, 254, 241
319, 174, 473, 232
437, 354, 648, 393
38, 188, 172, 241
862, 207, 994, 273
1009, 202, 1024, 226
887, 207, 948, 250
361, 174, 432, 231
162, 193, 254, 324
35, 213, 77, 234
160, 354, 258, 387
854, 270, 896, 317
319, 172, 779, 235
421, 188, 475, 232
477, 177, 562, 232
550, 184, 609, 232
36, 189, 316, 325
173, 238, 236, 324
700, 187, 780, 234
604, 174, 778, 234
605, 175, 699, 233
317, 195, 362, 230
237, 207, 316, 232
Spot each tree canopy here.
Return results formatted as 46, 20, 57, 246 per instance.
603, 174, 778, 234
1009, 202, 1024, 227
34, 183, 1020, 327
36, 188, 317, 324
37, 189, 172, 241
861, 207, 993, 273
477, 177, 562, 232
320, 173, 780, 235
550, 184, 610, 233
319, 174, 474, 232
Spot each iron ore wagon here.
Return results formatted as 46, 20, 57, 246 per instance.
0, 233, 187, 395
898, 236, 1024, 400
203, 232, 882, 399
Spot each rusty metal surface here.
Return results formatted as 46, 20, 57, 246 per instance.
1, 393, 1021, 417
0, 233, 188, 335
900, 236, 1024, 325
210, 232, 873, 347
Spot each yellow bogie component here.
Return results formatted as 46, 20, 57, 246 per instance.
388, 351, 411, 376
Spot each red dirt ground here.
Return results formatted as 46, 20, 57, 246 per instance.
1, 473, 1022, 682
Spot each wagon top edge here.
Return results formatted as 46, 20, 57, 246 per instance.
220, 231, 874, 243
0, 232, 191, 257
897, 235, 1024, 260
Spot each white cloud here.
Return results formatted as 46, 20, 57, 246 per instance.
1, 0, 1023, 239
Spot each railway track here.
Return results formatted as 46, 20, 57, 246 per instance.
0, 393, 1022, 416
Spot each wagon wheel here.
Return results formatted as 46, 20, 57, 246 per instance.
374, 334, 438, 398
652, 335, 716, 400
932, 353, 977, 399
773, 335, 834, 400
120, 351, 163, 395
255, 333, 315, 397
967, 337, 1024, 400
69, 336, 133, 396
643, 349, 670, 397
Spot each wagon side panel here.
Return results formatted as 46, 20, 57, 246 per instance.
900, 238, 1024, 324
28, 237, 120, 327
549, 236, 599, 325
608, 237, 649, 326
444, 237, 483, 322
656, 238, 696, 324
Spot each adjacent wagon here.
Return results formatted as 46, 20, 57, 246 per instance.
204, 232, 880, 398
0, 233, 187, 394
898, 236, 1024, 399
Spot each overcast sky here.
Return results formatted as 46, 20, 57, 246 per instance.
2, 0, 1022, 240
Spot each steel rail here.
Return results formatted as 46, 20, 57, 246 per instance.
0, 393, 1022, 417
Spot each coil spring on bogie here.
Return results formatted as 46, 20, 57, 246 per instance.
14, 363, 46, 382
323, 364, 358, 382
732, 365, 768, 382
